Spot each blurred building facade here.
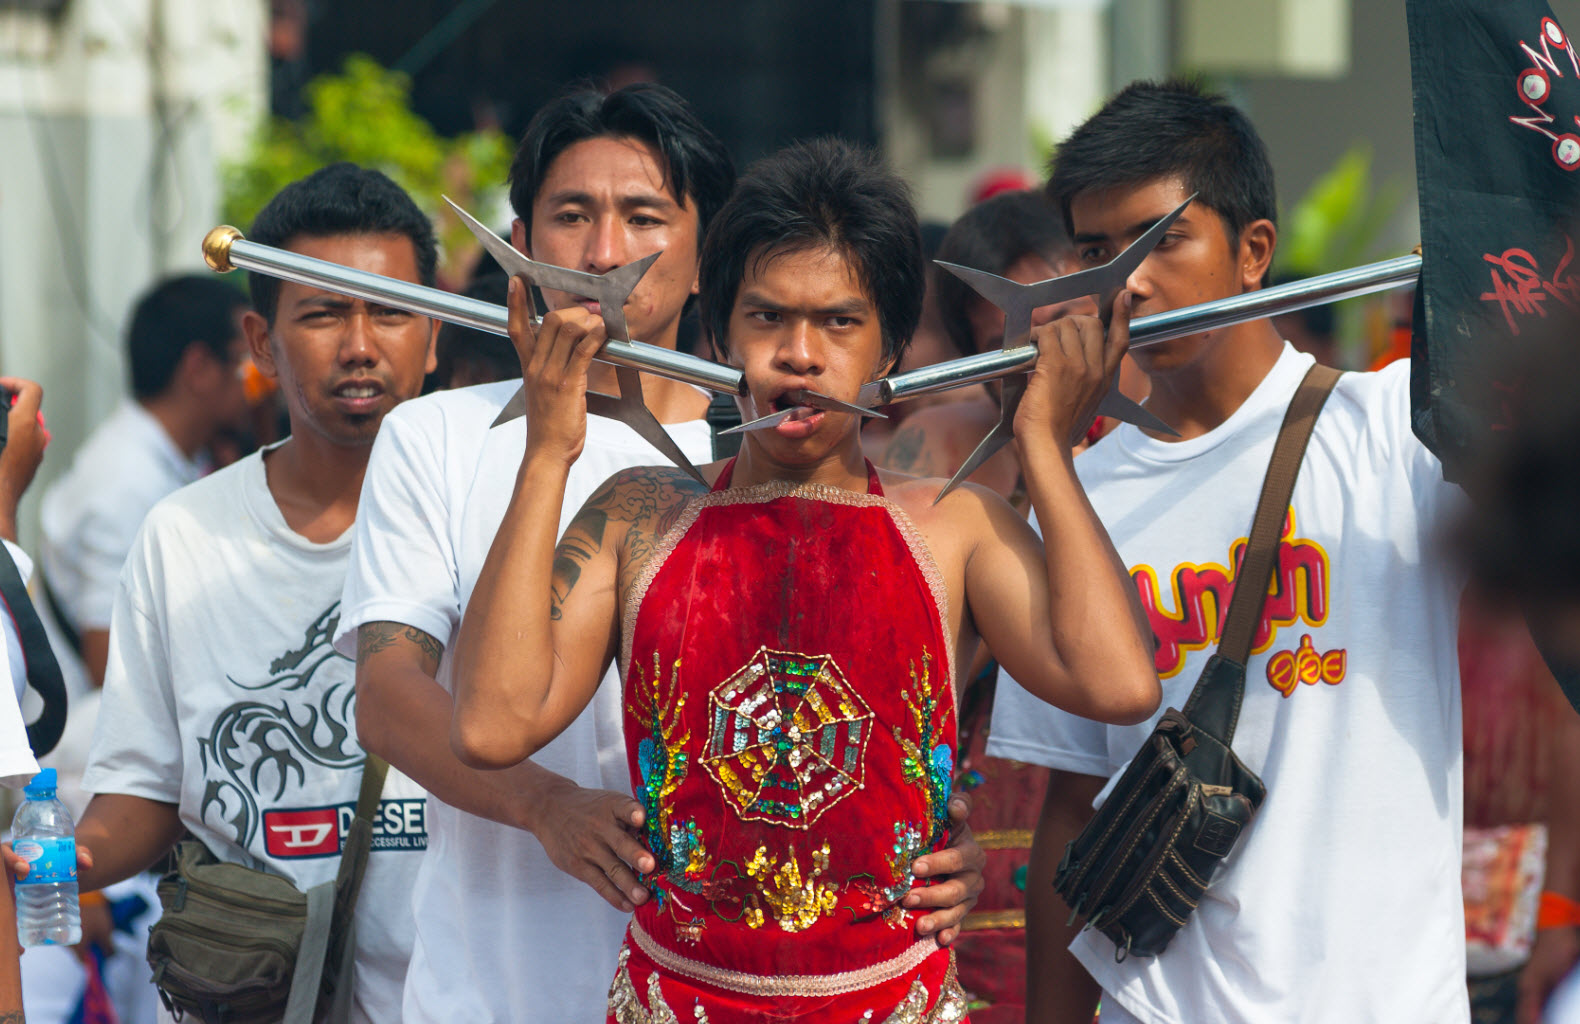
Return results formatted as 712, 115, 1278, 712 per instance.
0, 0, 266, 547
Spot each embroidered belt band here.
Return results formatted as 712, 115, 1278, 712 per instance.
960, 909, 1026, 931
629, 920, 940, 998
973, 828, 1034, 850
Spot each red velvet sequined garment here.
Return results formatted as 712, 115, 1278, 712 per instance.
609, 460, 968, 1023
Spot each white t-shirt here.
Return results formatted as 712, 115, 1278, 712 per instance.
81, 449, 426, 1024
989, 347, 1468, 1024
333, 381, 715, 1024
40, 400, 208, 633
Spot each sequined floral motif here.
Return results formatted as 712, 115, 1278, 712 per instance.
630, 653, 710, 890
854, 822, 929, 929
885, 822, 928, 903
608, 946, 710, 1024
893, 652, 954, 844
742, 842, 840, 932
702, 647, 872, 829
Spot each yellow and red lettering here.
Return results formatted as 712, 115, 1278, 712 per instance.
1263, 633, 1348, 697
1136, 511, 1332, 679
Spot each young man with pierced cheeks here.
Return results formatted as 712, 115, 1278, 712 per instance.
337, 88, 984, 1023
448, 139, 1159, 1022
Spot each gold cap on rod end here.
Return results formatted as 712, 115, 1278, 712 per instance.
202, 226, 243, 273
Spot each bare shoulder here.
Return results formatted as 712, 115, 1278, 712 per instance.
874, 474, 1031, 631
876, 471, 1010, 542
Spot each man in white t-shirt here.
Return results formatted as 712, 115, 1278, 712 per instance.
29, 278, 247, 1024
338, 85, 984, 1022
988, 81, 1471, 1024
66, 163, 438, 1023
39, 274, 253, 688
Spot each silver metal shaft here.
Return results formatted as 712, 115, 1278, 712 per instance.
204, 228, 745, 396
866, 253, 1422, 406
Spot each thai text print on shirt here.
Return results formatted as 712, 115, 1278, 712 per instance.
1129, 508, 1346, 697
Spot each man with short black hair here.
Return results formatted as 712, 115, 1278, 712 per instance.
40, 275, 252, 686
990, 80, 1470, 1024
69, 162, 439, 1023
338, 83, 741, 1024
450, 136, 1158, 1022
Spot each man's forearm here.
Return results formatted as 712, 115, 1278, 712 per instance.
1027, 770, 1106, 1024
75, 793, 184, 892
0, 868, 21, 1019
1021, 436, 1158, 723
356, 662, 565, 834
450, 453, 573, 766
1545, 695, 1580, 897
82, 628, 111, 689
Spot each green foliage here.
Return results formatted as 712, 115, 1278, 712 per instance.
222, 55, 511, 263
1276, 143, 1407, 278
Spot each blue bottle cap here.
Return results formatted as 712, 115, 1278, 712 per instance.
22, 768, 56, 799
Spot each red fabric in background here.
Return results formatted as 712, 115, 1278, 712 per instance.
1460, 588, 1556, 829
950, 671, 1047, 1023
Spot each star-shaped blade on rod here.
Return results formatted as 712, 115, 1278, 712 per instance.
721, 389, 888, 435
930, 195, 1194, 504
446, 197, 705, 484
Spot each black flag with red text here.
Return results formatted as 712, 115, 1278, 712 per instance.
1407, 0, 1580, 477
1409, 0, 1580, 708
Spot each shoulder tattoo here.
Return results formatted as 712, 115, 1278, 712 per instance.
357, 621, 444, 670
883, 424, 933, 476
551, 465, 707, 618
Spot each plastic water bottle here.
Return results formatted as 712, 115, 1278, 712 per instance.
12, 768, 80, 947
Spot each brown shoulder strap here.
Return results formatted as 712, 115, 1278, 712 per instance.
1182, 363, 1341, 742
1220, 363, 1342, 660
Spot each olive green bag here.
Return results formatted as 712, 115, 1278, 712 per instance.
146, 756, 388, 1024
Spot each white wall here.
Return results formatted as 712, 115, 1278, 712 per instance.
0, 0, 266, 548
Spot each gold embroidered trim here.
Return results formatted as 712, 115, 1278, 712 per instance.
877, 500, 956, 699
960, 909, 1026, 931
974, 828, 1035, 850
618, 478, 957, 701
629, 918, 940, 998
608, 946, 709, 1023
879, 955, 969, 1022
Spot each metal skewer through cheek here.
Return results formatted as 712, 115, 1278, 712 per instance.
861, 253, 1423, 407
